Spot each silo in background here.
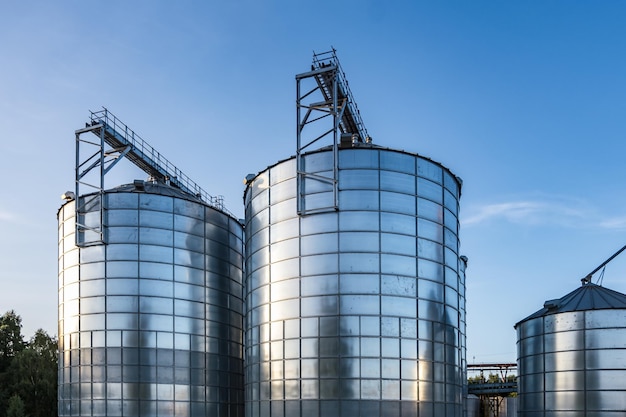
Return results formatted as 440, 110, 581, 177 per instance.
58, 182, 244, 416
515, 281, 626, 416
466, 394, 480, 417
243, 145, 465, 416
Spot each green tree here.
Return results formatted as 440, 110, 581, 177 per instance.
468, 372, 517, 384
0, 312, 58, 417
12, 330, 58, 417
6, 394, 26, 417
0, 311, 26, 416
0, 311, 25, 371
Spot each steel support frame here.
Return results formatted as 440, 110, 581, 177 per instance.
468, 363, 517, 417
74, 123, 129, 246
482, 395, 505, 417
295, 65, 346, 215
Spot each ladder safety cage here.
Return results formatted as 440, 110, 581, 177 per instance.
74, 107, 226, 246
296, 48, 370, 215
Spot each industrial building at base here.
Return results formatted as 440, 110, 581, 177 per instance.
57, 50, 626, 417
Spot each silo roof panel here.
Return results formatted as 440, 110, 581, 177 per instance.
515, 283, 626, 327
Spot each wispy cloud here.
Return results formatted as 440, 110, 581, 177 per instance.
462, 196, 590, 228
0, 210, 15, 222
599, 216, 626, 231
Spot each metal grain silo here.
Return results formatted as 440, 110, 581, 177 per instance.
515, 281, 626, 416
243, 144, 465, 417
58, 182, 244, 416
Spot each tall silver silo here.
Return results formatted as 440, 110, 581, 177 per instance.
57, 182, 244, 417
243, 145, 465, 416
515, 281, 626, 416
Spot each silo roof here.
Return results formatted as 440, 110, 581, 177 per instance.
107, 181, 203, 201
515, 282, 626, 327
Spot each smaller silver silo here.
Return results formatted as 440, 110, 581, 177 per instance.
515, 281, 626, 415
466, 394, 480, 417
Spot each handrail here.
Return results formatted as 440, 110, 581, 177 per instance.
312, 48, 370, 143
88, 108, 231, 216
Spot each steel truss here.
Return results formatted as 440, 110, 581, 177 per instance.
467, 363, 517, 417
74, 108, 224, 246
295, 48, 370, 215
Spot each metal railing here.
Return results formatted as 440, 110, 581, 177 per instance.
89, 108, 227, 213
312, 48, 370, 143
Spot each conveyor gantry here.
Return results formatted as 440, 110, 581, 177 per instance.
296, 48, 371, 215
310, 49, 369, 144
74, 108, 224, 246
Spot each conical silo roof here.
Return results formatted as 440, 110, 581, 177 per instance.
515, 282, 626, 328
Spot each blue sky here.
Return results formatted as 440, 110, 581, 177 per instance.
2, 1, 626, 364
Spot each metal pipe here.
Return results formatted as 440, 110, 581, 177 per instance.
582, 244, 626, 284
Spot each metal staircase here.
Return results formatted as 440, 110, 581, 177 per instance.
311, 49, 369, 143
74, 108, 225, 246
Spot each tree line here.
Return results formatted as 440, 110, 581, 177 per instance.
0, 310, 57, 417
